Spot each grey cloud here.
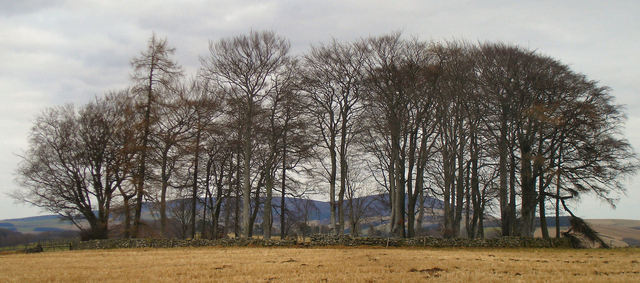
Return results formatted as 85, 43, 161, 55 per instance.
0, 0, 65, 17
1, 0, 639, 220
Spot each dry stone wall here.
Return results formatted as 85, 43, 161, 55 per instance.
309, 234, 570, 248
76, 238, 297, 249
76, 235, 570, 250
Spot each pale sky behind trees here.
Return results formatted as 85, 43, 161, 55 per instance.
1, 0, 638, 220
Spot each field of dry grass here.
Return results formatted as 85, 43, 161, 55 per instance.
1, 247, 638, 282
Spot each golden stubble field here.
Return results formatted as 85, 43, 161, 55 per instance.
0, 247, 638, 282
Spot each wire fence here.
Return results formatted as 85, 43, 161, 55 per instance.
0, 239, 79, 254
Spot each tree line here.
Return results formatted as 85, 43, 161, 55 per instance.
14, 31, 638, 240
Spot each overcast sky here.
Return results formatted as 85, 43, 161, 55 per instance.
1, 0, 639, 220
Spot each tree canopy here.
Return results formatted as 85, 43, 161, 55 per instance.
14, 32, 638, 240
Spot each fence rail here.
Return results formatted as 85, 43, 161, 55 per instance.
0, 239, 79, 253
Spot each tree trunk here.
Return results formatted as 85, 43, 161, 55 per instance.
222, 196, 231, 237
348, 197, 357, 237
337, 153, 347, 235
388, 157, 396, 236
406, 131, 417, 238
470, 129, 480, 239
498, 112, 510, 236
465, 161, 472, 238
454, 144, 465, 237
160, 155, 169, 237
520, 142, 537, 238
84, 212, 108, 240
123, 197, 131, 238
203, 158, 216, 239
222, 185, 232, 237
555, 149, 562, 239
329, 135, 337, 235
416, 185, 425, 236
190, 126, 201, 239
392, 134, 405, 238
406, 196, 416, 238
539, 169, 549, 239
248, 186, 260, 238
280, 133, 287, 239
442, 145, 454, 238
338, 106, 349, 235
413, 128, 428, 237
202, 185, 209, 239
240, 98, 256, 239
508, 150, 517, 235
478, 187, 486, 239
212, 162, 227, 239
234, 150, 241, 238
133, 69, 154, 239
263, 165, 273, 240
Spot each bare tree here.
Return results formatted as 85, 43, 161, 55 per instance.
255, 58, 301, 239
105, 91, 138, 238
201, 31, 291, 238
360, 34, 439, 237
277, 85, 315, 239
15, 93, 131, 240
130, 33, 182, 238
150, 86, 193, 236
303, 40, 368, 235
345, 159, 375, 237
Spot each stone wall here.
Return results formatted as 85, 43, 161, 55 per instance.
309, 234, 570, 248
76, 235, 571, 250
76, 238, 297, 250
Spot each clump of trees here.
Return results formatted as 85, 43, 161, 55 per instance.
14, 31, 638, 240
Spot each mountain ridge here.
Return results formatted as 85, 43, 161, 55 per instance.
2, 194, 638, 247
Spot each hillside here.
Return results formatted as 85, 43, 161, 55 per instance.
0, 215, 77, 234
585, 219, 640, 247
1, 194, 638, 247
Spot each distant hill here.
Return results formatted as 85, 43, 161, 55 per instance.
584, 219, 640, 247
1, 194, 638, 247
0, 222, 17, 232
0, 193, 439, 233
0, 215, 77, 234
